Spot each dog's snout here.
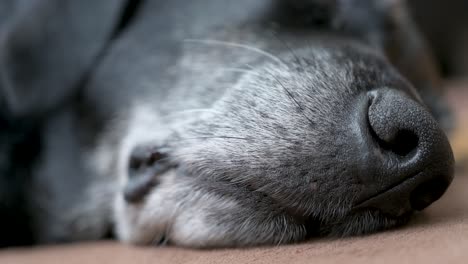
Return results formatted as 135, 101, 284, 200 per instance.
355, 89, 454, 216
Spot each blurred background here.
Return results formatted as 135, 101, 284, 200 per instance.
409, 0, 468, 78
408, 0, 468, 170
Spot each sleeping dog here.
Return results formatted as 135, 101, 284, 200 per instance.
0, 0, 454, 247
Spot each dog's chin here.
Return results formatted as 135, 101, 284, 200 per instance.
314, 209, 413, 238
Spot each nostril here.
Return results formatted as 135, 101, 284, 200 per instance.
366, 93, 419, 158
368, 115, 419, 157
382, 129, 419, 157
410, 178, 450, 211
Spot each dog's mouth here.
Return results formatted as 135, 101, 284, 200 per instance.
352, 169, 450, 220
300, 182, 417, 238
353, 173, 421, 217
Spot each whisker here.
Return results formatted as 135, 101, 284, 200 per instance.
183, 39, 288, 68
244, 63, 256, 70
264, 69, 316, 127
160, 108, 222, 120
160, 197, 186, 247
173, 136, 253, 142
270, 32, 302, 65
144, 136, 258, 150
218, 67, 263, 76
276, 215, 288, 246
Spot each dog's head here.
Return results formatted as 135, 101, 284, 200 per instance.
112, 37, 453, 247
80, 0, 455, 247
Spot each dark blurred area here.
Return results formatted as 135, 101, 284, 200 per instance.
0, 115, 39, 247
408, 0, 468, 77
0, 0, 130, 246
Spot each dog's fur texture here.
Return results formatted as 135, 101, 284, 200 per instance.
0, 0, 455, 247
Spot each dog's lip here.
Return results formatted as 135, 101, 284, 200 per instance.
356, 171, 421, 205
352, 171, 423, 217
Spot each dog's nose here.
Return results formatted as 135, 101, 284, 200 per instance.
355, 89, 454, 216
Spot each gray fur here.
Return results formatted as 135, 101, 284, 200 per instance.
12, 0, 453, 247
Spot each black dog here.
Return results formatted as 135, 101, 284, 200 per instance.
0, 0, 454, 247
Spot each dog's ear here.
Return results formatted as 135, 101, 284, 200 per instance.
0, 0, 128, 118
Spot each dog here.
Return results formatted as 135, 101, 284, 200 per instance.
0, 0, 454, 247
